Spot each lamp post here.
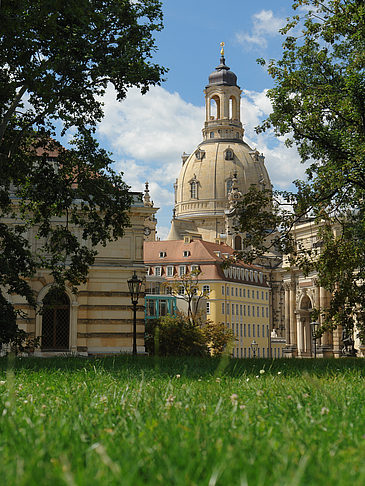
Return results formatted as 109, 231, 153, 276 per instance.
310, 321, 319, 358
128, 271, 142, 355
251, 339, 258, 358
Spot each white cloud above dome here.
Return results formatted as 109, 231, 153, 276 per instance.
97, 83, 306, 235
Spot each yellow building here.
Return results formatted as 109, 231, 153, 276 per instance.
145, 238, 285, 358
2, 186, 157, 356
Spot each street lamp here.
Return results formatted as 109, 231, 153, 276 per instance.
128, 271, 143, 355
310, 321, 319, 358
250, 339, 258, 358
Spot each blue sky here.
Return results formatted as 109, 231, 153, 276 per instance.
95, 0, 309, 239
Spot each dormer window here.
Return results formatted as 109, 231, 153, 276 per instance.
183, 250, 190, 257
195, 149, 205, 160
224, 149, 234, 160
159, 251, 167, 258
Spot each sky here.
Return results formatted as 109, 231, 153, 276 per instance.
95, 0, 309, 240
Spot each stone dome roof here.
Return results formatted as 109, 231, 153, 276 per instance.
208, 56, 238, 87
174, 140, 271, 221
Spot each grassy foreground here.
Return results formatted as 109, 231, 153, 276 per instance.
0, 356, 365, 486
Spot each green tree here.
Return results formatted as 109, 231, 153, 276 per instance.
0, 0, 166, 344
166, 269, 210, 325
236, 0, 365, 341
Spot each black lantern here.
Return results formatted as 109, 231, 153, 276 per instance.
310, 321, 319, 358
128, 271, 143, 355
250, 339, 258, 358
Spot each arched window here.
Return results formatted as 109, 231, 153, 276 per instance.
229, 96, 238, 120
300, 295, 312, 310
190, 181, 198, 198
41, 290, 70, 351
210, 95, 220, 119
234, 235, 242, 250
225, 149, 234, 160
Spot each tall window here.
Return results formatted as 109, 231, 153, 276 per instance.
226, 179, 233, 195
190, 181, 197, 199
206, 302, 210, 315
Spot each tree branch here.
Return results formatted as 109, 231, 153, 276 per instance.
0, 85, 27, 142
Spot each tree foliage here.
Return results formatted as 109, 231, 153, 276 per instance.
236, 0, 365, 340
0, 0, 166, 343
165, 269, 209, 325
145, 314, 234, 357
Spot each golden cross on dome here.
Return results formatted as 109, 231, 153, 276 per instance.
220, 41, 225, 56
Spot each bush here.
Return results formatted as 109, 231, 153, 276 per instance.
145, 314, 233, 357
202, 321, 234, 356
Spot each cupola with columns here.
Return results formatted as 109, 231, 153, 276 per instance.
203, 42, 244, 143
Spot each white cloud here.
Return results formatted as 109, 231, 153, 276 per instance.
156, 225, 171, 241
98, 85, 203, 167
235, 9, 285, 50
97, 84, 305, 232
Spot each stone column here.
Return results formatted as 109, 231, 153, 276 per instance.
290, 281, 297, 347
284, 283, 290, 344
320, 286, 330, 346
296, 314, 303, 356
333, 325, 342, 358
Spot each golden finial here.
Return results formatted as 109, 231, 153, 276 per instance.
220, 41, 225, 56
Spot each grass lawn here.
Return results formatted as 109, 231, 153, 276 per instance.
0, 355, 365, 486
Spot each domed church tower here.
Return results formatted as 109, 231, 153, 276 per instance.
167, 44, 271, 249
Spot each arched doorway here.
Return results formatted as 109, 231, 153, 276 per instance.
41, 290, 70, 351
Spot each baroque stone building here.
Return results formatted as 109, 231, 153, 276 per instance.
167, 45, 271, 250
2, 186, 157, 355
163, 46, 362, 358
162, 46, 285, 355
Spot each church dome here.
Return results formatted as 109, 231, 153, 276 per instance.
168, 47, 272, 244
174, 141, 270, 225
208, 56, 238, 87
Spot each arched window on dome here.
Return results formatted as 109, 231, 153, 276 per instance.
209, 95, 220, 120
226, 179, 233, 195
224, 149, 234, 160
190, 180, 198, 199
229, 96, 238, 120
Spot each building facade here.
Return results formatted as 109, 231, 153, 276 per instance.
144, 238, 285, 358
3, 190, 157, 355
278, 219, 365, 358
